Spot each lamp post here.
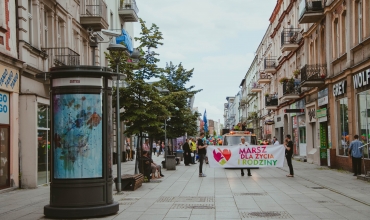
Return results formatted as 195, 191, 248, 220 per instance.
107, 43, 128, 192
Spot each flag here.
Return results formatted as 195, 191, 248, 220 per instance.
203, 109, 208, 133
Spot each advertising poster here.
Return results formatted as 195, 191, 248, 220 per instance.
53, 94, 103, 179
207, 145, 285, 168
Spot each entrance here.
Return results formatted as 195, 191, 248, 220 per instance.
0, 126, 10, 189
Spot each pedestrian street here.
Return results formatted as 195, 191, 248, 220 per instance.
1, 155, 370, 220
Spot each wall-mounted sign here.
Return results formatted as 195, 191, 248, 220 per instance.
0, 65, 19, 93
318, 88, 328, 99
53, 77, 103, 87
318, 96, 328, 106
316, 108, 327, 118
285, 109, 305, 113
333, 80, 346, 96
0, 91, 9, 124
308, 108, 316, 121
353, 68, 370, 89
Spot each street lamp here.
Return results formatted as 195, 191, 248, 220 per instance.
107, 43, 128, 192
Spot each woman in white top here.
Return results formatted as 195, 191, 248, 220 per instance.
273, 137, 280, 145
240, 137, 252, 177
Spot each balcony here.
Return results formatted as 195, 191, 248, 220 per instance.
80, 0, 108, 31
250, 84, 262, 93
42, 47, 80, 68
281, 82, 301, 102
118, 0, 139, 22
265, 95, 278, 110
299, 0, 325, 24
264, 58, 277, 74
281, 28, 301, 52
257, 73, 271, 84
240, 98, 248, 105
300, 64, 327, 87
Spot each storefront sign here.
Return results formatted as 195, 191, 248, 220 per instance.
0, 91, 9, 124
333, 80, 346, 96
320, 123, 327, 149
328, 125, 331, 148
353, 68, 370, 89
207, 145, 285, 168
308, 108, 316, 121
316, 108, 327, 118
318, 96, 328, 106
0, 65, 19, 93
292, 116, 298, 128
298, 116, 305, 127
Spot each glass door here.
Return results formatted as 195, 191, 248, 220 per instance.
0, 126, 10, 189
358, 91, 370, 159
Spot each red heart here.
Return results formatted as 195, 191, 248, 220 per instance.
222, 149, 231, 161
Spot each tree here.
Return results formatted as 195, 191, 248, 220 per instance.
158, 62, 202, 139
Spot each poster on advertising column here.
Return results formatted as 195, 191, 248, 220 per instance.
207, 145, 285, 168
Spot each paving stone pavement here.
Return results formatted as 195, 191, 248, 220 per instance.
1, 154, 370, 220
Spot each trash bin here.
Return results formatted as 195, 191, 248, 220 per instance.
161, 160, 166, 169
166, 155, 176, 170
176, 150, 184, 161
122, 151, 127, 162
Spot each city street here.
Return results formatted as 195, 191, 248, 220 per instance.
0, 155, 370, 220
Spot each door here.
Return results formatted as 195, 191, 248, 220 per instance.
0, 126, 10, 189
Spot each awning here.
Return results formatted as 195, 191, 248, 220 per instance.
116, 29, 133, 54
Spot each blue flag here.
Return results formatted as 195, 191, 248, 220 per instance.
203, 109, 208, 133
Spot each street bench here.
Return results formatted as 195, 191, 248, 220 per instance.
114, 174, 144, 191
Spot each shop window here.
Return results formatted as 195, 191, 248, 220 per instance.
337, 98, 349, 156
37, 104, 51, 185
0, 126, 9, 189
358, 91, 370, 159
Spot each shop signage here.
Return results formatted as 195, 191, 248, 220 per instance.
316, 108, 327, 118
53, 77, 103, 87
0, 65, 19, 93
318, 96, 328, 106
320, 123, 327, 149
353, 68, 370, 89
308, 109, 316, 121
333, 80, 346, 96
284, 109, 305, 113
0, 91, 9, 124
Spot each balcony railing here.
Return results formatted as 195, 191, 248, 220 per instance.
299, 0, 325, 24
257, 73, 271, 84
265, 95, 278, 107
118, 0, 139, 22
281, 28, 302, 52
264, 58, 277, 73
80, 0, 108, 30
250, 84, 262, 93
300, 64, 327, 86
42, 48, 80, 67
282, 82, 301, 96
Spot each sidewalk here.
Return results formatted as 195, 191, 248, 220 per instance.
0, 154, 370, 220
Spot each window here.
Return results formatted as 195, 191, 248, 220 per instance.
28, 0, 32, 45
333, 19, 340, 58
358, 91, 370, 159
337, 98, 349, 156
341, 13, 346, 54
358, 0, 363, 43
44, 10, 48, 48
37, 104, 51, 185
366, 0, 370, 37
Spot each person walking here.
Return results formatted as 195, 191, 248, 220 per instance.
284, 134, 294, 177
273, 136, 280, 145
152, 141, 157, 156
197, 132, 208, 177
183, 139, 191, 166
239, 137, 252, 176
348, 135, 363, 176
156, 141, 161, 157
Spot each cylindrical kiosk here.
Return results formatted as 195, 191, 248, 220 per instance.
44, 66, 118, 218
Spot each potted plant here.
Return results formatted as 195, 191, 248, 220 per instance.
279, 77, 289, 84
320, 73, 326, 79
264, 93, 270, 97
293, 69, 300, 78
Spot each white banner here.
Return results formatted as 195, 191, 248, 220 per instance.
207, 145, 285, 168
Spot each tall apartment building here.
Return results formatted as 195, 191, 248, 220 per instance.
13, 0, 138, 189
237, 0, 370, 172
0, 0, 22, 190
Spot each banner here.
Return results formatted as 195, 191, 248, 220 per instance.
207, 145, 285, 168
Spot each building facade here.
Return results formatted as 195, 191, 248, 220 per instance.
15, 0, 138, 188
0, 0, 23, 190
235, 0, 370, 172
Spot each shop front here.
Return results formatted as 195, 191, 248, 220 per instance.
289, 100, 305, 156
0, 64, 20, 189
274, 113, 285, 144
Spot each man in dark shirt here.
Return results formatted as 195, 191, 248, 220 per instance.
197, 132, 208, 177
284, 134, 294, 177
183, 138, 191, 166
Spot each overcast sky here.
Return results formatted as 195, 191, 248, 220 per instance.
134, 0, 276, 123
